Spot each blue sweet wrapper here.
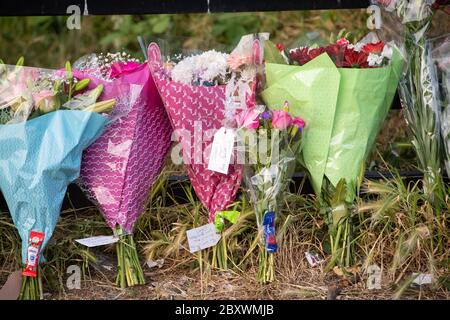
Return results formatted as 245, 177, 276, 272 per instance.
0, 110, 107, 263
263, 211, 277, 253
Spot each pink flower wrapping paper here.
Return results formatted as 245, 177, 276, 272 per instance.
77, 62, 173, 233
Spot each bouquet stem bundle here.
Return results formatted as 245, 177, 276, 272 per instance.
115, 227, 145, 288
257, 242, 275, 283
19, 271, 43, 300
211, 238, 228, 270
320, 179, 356, 268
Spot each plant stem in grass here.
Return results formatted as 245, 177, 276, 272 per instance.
115, 227, 145, 288
401, 24, 445, 250
211, 236, 228, 270
257, 240, 275, 284
322, 179, 355, 269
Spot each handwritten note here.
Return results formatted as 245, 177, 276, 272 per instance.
75, 235, 119, 248
186, 223, 221, 253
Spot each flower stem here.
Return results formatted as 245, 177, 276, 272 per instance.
115, 232, 145, 288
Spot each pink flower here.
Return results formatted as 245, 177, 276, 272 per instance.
271, 110, 293, 130
109, 61, 142, 79
292, 116, 305, 129
337, 38, 350, 46
236, 108, 261, 129
227, 54, 253, 71
32, 90, 60, 113
376, 0, 394, 7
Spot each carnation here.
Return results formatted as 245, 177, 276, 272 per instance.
367, 53, 384, 67
347, 42, 365, 52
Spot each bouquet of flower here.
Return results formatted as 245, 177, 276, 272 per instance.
236, 103, 305, 283
428, 34, 450, 177
0, 60, 118, 299
74, 51, 173, 288
262, 35, 403, 268
148, 35, 266, 217
374, 0, 450, 210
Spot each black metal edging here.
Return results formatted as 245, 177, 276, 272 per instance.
0, 0, 371, 16
0, 170, 435, 211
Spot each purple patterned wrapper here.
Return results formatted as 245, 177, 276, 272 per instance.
77, 63, 173, 233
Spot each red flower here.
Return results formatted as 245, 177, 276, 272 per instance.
276, 43, 285, 52
308, 47, 326, 60
362, 41, 385, 55
343, 48, 369, 68
325, 44, 345, 67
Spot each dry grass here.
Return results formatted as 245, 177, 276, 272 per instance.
2, 167, 447, 300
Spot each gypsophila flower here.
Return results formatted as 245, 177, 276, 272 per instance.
73, 52, 140, 81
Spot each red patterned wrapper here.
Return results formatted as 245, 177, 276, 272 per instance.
22, 231, 44, 277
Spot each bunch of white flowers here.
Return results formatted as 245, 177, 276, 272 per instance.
171, 50, 230, 85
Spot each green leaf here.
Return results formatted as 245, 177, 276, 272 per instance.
16, 56, 24, 67
332, 179, 347, 205
329, 32, 335, 44
337, 29, 346, 39
53, 80, 61, 94
331, 179, 349, 228
264, 40, 286, 65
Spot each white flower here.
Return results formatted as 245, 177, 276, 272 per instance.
170, 58, 195, 84
368, 53, 384, 67
171, 50, 229, 85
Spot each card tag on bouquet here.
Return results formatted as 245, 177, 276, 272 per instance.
208, 127, 235, 174
186, 223, 221, 253
75, 235, 119, 248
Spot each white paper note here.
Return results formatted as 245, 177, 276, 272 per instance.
75, 235, 119, 248
208, 127, 235, 174
186, 223, 221, 253
412, 273, 433, 285
304, 251, 323, 267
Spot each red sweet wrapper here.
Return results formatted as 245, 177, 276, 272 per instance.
22, 231, 44, 277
